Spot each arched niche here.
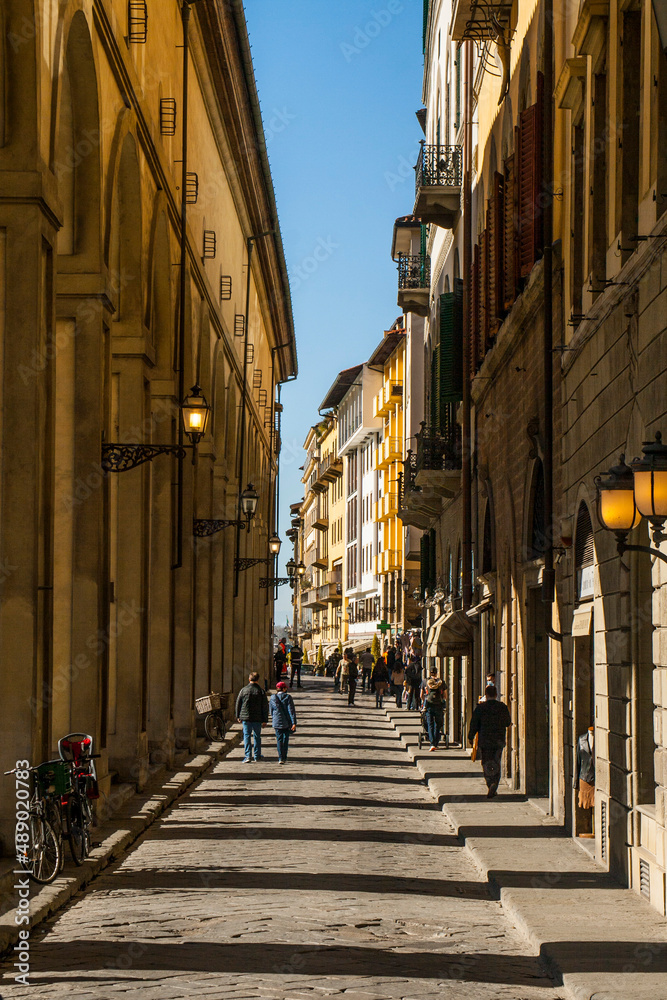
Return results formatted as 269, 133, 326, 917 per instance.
147, 209, 174, 377
52, 9, 101, 262
107, 127, 143, 327
526, 459, 547, 560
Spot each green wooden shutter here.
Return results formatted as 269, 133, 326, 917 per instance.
422, 0, 430, 53
420, 223, 427, 258
439, 287, 463, 405
430, 341, 441, 431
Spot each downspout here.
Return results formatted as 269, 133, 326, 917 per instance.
541, 0, 563, 645
462, 39, 473, 613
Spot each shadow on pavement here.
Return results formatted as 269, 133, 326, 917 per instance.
17, 940, 560, 987
148, 824, 461, 847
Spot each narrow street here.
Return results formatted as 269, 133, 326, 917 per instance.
1, 681, 563, 1000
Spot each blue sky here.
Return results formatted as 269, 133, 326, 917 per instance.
243, 0, 425, 624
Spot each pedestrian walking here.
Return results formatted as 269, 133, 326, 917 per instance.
235, 671, 269, 762
386, 643, 396, 674
289, 642, 303, 689
371, 655, 389, 708
405, 657, 420, 710
273, 640, 287, 688
337, 655, 349, 694
468, 683, 511, 797
391, 662, 405, 708
359, 647, 374, 692
269, 681, 297, 763
346, 650, 358, 706
422, 667, 446, 750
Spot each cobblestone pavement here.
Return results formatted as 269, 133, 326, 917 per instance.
1, 681, 565, 1000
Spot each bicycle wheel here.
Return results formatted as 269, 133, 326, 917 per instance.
67, 795, 88, 865
204, 710, 226, 742
22, 812, 61, 884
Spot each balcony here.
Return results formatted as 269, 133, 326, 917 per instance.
451, 0, 513, 41
414, 143, 462, 229
378, 550, 401, 574
317, 581, 342, 602
373, 382, 403, 420
312, 454, 343, 493
302, 588, 326, 610
414, 423, 462, 498
312, 514, 329, 531
374, 491, 399, 523
373, 386, 390, 419
397, 253, 430, 317
378, 436, 402, 470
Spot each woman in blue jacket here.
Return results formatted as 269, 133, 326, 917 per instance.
269, 681, 297, 763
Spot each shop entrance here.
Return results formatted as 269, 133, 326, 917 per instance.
573, 610, 595, 837
525, 587, 550, 797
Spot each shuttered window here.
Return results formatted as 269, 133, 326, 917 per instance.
429, 529, 437, 591
439, 281, 463, 404
429, 340, 441, 430
486, 173, 504, 338
472, 242, 482, 372
517, 72, 544, 278
422, 0, 430, 53
503, 154, 517, 310
480, 228, 489, 354
420, 534, 429, 595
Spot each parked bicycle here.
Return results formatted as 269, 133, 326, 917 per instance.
58, 733, 100, 865
195, 692, 228, 741
4, 760, 70, 884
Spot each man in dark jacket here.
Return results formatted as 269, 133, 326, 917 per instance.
468, 684, 511, 798
273, 641, 287, 688
289, 644, 303, 689
236, 671, 269, 763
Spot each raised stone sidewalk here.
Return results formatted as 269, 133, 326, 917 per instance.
383, 705, 667, 1000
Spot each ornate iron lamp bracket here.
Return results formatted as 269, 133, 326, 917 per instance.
235, 557, 270, 571
194, 518, 246, 537
102, 443, 187, 473
259, 577, 291, 589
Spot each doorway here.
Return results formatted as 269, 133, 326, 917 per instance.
573, 614, 595, 837
525, 587, 549, 796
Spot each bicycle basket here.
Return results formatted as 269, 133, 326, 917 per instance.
36, 759, 73, 797
195, 693, 221, 715
58, 733, 93, 764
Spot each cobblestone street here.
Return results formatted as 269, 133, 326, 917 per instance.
1, 682, 564, 1000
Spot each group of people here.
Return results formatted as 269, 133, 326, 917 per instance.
332, 640, 424, 711
243, 634, 512, 799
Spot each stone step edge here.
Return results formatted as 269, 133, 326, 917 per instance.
0, 729, 242, 958
383, 708, 582, 998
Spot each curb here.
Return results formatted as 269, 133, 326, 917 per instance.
0, 730, 241, 959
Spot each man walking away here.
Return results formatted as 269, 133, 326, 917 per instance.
468, 684, 511, 797
236, 671, 269, 763
345, 649, 358, 706
372, 654, 389, 708
273, 640, 287, 688
405, 657, 420, 711
359, 647, 374, 692
269, 681, 297, 763
289, 643, 303, 689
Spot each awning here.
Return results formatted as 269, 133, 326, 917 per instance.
426, 610, 474, 656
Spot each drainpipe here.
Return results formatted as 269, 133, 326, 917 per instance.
541, 0, 562, 648
462, 39, 473, 613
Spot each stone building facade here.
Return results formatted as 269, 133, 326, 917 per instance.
404, 0, 667, 912
0, 0, 296, 853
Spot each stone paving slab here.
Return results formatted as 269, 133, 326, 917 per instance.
0, 681, 565, 1000
384, 704, 667, 1000
0, 730, 241, 957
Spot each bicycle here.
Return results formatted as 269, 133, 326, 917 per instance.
4, 761, 70, 884
58, 734, 100, 866
195, 692, 228, 742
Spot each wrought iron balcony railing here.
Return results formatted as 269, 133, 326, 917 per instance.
397, 253, 431, 290
415, 422, 462, 473
416, 143, 463, 191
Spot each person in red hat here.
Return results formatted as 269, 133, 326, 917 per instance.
269, 681, 297, 763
